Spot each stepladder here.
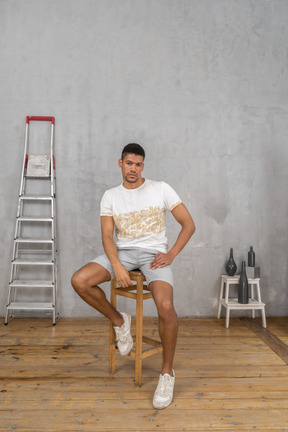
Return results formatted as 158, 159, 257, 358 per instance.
5, 116, 58, 325
217, 275, 266, 328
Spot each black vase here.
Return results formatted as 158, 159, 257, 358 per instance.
225, 248, 237, 276
248, 246, 255, 267
238, 261, 249, 304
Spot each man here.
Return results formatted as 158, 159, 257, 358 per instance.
71, 143, 195, 409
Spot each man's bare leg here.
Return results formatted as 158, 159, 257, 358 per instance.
149, 281, 178, 376
71, 262, 124, 327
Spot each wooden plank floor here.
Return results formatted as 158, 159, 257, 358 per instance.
1, 317, 288, 431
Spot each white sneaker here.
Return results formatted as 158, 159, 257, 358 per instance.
113, 312, 133, 356
153, 370, 175, 410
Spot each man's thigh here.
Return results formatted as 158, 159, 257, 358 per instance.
135, 248, 174, 287
91, 249, 139, 280
74, 262, 111, 286
149, 280, 174, 308
140, 264, 174, 287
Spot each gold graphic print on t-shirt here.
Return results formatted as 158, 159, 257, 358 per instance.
113, 206, 165, 239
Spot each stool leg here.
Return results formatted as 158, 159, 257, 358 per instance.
225, 307, 230, 328
109, 278, 117, 374
224, 281, 229, 303
251, 284, 255, 318
261, 307, 267, 328
256, 281, 262, 302
135, 274, 144, 386
217, 277, 224, 318
257, 280, 267, 328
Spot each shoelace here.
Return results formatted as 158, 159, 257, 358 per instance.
114, 327, 127, 343
157, 375, 173, 395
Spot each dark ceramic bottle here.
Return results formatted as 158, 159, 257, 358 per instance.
238, 261, 249, 304
225, 248, 237, 276
248, 246, 255, 267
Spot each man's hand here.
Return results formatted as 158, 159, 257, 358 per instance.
114, 264, 133, 287
149, 252, 173, 270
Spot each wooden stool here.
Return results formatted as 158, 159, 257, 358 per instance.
109, 270, 163, 386
217, 275, 266, 328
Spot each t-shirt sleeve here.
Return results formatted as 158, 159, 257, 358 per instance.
162, 182, 182, 212
100, 191, 113, 216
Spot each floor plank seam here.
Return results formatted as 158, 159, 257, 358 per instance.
240, 317, 288, 364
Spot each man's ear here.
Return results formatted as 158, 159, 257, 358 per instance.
118, 159, 123, 167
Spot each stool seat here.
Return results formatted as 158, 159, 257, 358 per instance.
217, 274, 266, 328
109, 270, 163, 386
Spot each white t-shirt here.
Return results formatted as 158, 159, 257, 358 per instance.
100, 179, 182, 252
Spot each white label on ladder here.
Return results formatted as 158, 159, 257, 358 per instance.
26, 155, 50, 177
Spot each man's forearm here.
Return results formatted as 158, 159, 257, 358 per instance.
102, 235, 132, 287
168, 223, 195, 261
150, 222, 195, 270
102, 236, 122, 269
150, 204, 196, 270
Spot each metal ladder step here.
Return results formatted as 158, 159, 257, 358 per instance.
14, 249, 54, 255
6, 302, 55, 311
17, 216, 53, 222
9, 280, 54, 288
24, 175, 51, 179
12, 258, 54, 265
14, 238, 54, 244
20, 195, 53, 201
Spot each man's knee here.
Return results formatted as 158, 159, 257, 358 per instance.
157, 299, 177, 320
150, 281, 176, 317
71, 263, 110, 297
71, 270, 87, 295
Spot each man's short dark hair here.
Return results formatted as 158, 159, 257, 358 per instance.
121, 143, 145, 160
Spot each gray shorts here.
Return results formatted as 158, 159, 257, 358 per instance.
91, 247, 174, 287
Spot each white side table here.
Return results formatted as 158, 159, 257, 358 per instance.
217, 275, 266, 328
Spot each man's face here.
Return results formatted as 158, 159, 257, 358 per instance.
118, 153, 144, 186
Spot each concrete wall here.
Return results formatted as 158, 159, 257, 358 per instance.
0, 0, 287, 318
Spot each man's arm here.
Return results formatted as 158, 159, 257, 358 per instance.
101, 216, 132, 287
150, 203, 195, 269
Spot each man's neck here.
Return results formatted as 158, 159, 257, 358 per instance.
122, 178, 145, 190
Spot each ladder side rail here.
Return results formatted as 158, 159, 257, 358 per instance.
52, 260, 57, 323
18, 123, 29, 200
8, 225, 19, 309
5, 284, 12, 307
52, 197, 57, 291
50, 123, 55, 198
9, 259, 16, 284
48, 117, 58, 322
11, 241, 20, 263
16, 185, 26, 219
50, 266, 56, 315
50, 120, 57, 284
50, 121, 56, 251
50, 122, 55, 245
52, 178, 57, 244
51, 238, 55, 262
14, 201, 25, 265
11, 236, 18, 262
52, 265, 56, 306
52, 198, 57, 242
54, 264, 58, 307
10, 212, 22, 286
8, 263, 17, 305
14, 213, 22, 240
51, 217, 55, 241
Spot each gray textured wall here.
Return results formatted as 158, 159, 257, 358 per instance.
1, 0, 287, 318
